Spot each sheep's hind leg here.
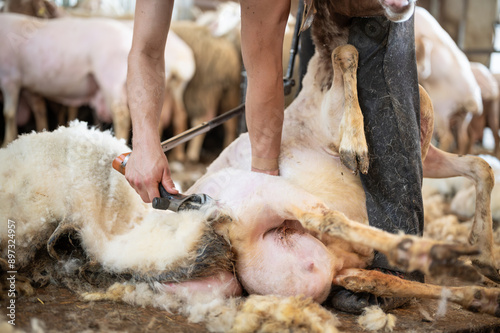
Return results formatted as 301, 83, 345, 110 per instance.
330, 45, 369, 175
423, 145, 500, 283
335, 268, 500, 318
187, 118, 208, 163
297, 208, 480, 281
23, 90, 48, 132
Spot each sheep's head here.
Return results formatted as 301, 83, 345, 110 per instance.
301, 0, 415, 33
378, 0, 416, 22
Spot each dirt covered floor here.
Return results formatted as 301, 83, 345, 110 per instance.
3, 283, 500, 332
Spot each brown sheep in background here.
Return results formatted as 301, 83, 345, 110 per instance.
173, 1, 299, 164
171, 20, 242, 163
195, 1, 299, 107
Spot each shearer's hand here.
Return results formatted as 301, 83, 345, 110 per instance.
125, 143, 178, 203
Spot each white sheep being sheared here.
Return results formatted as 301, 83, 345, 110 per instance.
0, 121, 343, 332
3, 42, 500, 331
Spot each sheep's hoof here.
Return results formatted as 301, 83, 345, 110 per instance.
462, 287, 500, 317
471, 259, 500, 284
427, 244, 482, 282
339, 147, 369, 175
47, 222, 80, 260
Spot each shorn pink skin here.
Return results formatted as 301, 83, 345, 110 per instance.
158, 271, 242, 297
237, 220, 335, 303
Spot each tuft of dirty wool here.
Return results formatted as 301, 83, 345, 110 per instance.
357, 306, 396, 332
233, 295, 340, 333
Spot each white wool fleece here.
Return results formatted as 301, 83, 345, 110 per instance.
87, 208, 216, 273
0, 121, 224, 274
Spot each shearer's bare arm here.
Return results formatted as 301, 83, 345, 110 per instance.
126, 0, 178, 202
240, 0, 290, 176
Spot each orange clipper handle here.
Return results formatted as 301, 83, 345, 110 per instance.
112, 152, 131, 175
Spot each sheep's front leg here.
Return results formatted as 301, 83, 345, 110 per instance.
335, 268, 500, 318
324, 45, 369, 175
295, 206, 479, 280
111, 99, 131, 141
22, 90, 48, 132
1, 80, 20, 147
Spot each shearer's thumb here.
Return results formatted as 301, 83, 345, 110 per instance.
161, 170, 179, 195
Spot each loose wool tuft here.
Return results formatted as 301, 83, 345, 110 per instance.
232, 295, 340, 333
357, 306, 397, 332
437, 288, 452, 317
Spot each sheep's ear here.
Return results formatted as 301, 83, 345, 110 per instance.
46, 221, 81, 261
300, 0, 316, 33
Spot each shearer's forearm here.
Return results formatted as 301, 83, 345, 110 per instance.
127, 0, 173, 149
127, 54, 165, 149
240, 0, 290, 171
245, 81, 285, 160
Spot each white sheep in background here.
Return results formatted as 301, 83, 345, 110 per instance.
0, 13, 132, 145
415, 6, 483, 153
466, 62, 500, 157
0, 13, 195, 155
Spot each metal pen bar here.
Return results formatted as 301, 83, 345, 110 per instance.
161, 103, 245, 152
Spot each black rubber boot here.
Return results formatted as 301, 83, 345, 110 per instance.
328, 14, 424, 314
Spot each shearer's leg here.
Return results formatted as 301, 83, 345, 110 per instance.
329, 14, 424, 313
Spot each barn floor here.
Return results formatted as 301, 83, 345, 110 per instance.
8, 283, 500, 332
